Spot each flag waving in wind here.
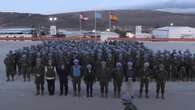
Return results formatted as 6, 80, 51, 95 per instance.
110, 13, 118, 23
95, 12, 103, 19
80, 14, 89, 22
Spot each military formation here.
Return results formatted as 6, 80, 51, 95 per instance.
4, 40, 195, 99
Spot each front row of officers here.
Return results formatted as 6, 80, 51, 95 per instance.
9, 57, 167, 99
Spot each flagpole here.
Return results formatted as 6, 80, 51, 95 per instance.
80, 16, 82, 32
109, 11, 112, 31
94, 10, 97, 41
79, 15, 82, 40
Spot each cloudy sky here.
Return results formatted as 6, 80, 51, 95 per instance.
0, 0, 195, 14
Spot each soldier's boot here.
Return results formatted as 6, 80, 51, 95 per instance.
105, 93, 108, 98
59, 92, 63, 96
6, 77, 10, 81
11, 76, 14, 81
41, 90, 44, 96
146, 94, 149, 98
156, 86, 160, 99
100, 86, 104, 97
87, 89, 90, 97
118, 92, 121, 98
65, 89, 68, 96
156, 93, 159, 99
90, 92, 93, 97
118, 87, 121, 98
145, 83, 149, 98
11, 74, 14, 81
114, 91, 117, 98
36, 89, 40, 96
23, 74, 26, 82
28, 74, 31, 81
161, 91, 165, 99
78, 92, 81, 97
101, 92, 104, 97
40, 84, 44, 96
139, 83, 143, 98
139, 90, 143, 98
73, 91, 77, 96
161, 94, 165, 99
24, 76, 26, 82
145, 91, 149, 98
105, 88, 108, 98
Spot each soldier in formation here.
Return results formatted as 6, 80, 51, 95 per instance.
33, 57, 45, 95
112, 62, 124, 98
83, 64, 96, 97
45, 59, 56, 96
4, 40, 195, 99
71, 59, 82, 96
4, 50, 16, 81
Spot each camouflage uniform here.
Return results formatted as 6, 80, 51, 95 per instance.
155, 64, 168, 99
33, 58, 45, 95
19, 54, 29, 81
112, 62, 124, 98
4, 52, 16, 81
97, 61, 111, 97
139, 62, 151, 98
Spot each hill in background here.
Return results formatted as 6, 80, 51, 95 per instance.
0, 10, 195, 31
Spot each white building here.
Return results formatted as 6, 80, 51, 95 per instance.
152, 26, 195, 38
0, 28, 35, 38
100, 32, 119, 41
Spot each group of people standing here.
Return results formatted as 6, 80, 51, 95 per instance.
4, 40, 195, 99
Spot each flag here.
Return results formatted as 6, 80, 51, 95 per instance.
95, 12, 102, 19
80, 14, 89, 22
110, 13, 118, 23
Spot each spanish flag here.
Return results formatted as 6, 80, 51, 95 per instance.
110, 13, 118, 23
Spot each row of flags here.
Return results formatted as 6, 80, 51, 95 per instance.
80, 12, 118, 24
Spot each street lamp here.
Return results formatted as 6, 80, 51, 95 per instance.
49, 17, 57, 22
49, 17, 58, 36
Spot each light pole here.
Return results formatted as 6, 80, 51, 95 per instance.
49, 17, 58, 36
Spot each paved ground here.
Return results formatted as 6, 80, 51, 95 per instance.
0, 41, 195, 110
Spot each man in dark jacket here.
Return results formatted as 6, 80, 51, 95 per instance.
155, 64, 168, 99
125, 61, 136, 98
97, 61, 111, 97
84, 64, 96, 97
57, 63, 69, 96
4, 51, 16, 81
33, 57, 45, 95
113, 62, 124, 98
139, 62, 151, 98
19, 54, 29, 82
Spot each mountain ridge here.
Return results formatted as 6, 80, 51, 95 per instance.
0, 10, 195, 30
